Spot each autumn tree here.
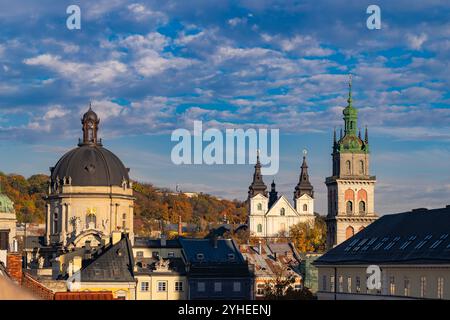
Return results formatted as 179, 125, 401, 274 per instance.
290, 215, 326, 253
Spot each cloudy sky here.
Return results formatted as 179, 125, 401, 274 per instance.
0, 0, 449, 215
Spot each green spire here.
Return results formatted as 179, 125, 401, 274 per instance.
343, 74, 358, 136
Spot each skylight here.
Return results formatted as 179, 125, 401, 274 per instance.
344, 238, 360, 252
373, 237, 389, 250
361, 238, 378, 251
399, 236, 416, 250
384, 236, 401, 250
430, 234, 448, 249
353, 239, 369, 252
415, 235, 432, 250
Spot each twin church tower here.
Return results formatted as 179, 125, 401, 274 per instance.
247, 77, 378, 248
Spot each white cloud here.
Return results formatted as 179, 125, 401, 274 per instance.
23, 54, 127, 85
407, 33, 428, 50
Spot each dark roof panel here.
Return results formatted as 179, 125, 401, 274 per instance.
315, 206, 450, 265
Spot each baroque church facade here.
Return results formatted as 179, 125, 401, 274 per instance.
325, 80, 378, 249
247, 152, 315, 238
45, 106, 135, 249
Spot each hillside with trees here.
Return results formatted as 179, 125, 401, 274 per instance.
0, 172, 247, 236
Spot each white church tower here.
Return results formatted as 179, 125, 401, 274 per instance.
247, 151, 315, 238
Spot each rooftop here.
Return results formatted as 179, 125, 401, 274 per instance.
315, 205, 450, 266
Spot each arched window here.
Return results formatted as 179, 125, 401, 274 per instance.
257, 203, 262, 211
346, 226, 354, 239
359, 201, 366, 214
86, 214, 96, 229
280, 208, 285, 216
346, 201, 353, 214
346, 160, 351, 174
359, 160, 364, 174
257, 224, 262, 233
303, 204, 308, 212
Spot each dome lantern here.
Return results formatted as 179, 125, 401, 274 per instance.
80, 103, 101, 146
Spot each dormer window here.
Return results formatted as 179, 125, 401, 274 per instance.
196, 253, 204, 261
227, 253, 235, 261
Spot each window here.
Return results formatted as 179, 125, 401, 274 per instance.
361, 238, 378, 251
400, 236, 416, 250
140, 282, 149, 292
345, 226, 354, 240
389, 276, 395, 295
280, 208, 285, 216
373, 237, 389, 250
303, 204, 308, 212
420, 276, 427, 298
168, 251, 175, 258
257, 284, 265, 296
175, 281, 183, 292
338, 276, 344, 293
347, 277, 352, 293
330, 276, 335, 292
356, 277, 361, 293
359, 201, 366, 214
359, 160, 364, 174
228, 253, 235, 261
384, 237, 401, 250
214, 282, 222, 292
152, 251, 160, 259
430, 234, 448, 249
158, 281, 167, 292
257, 203, 262, 211
322, 276, 327, 291
197, 282, 205, 292
346, 201, 353, 214
257, 224, 262, 233
233, 282, 241, 292
136, 251, 144, 258
346, 160, 351, 174
404, 278, 410, 296
415, 235, 432, 250
437, 277, 444, 299
196, 253, 204, 260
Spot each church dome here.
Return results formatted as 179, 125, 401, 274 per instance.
51, 145, 130, 187
50, 105, 130, 187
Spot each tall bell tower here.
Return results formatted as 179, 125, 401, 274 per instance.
325, 76, 378, 249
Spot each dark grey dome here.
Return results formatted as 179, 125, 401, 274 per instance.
51, 145, 130, 187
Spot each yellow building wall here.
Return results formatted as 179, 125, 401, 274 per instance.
135, 275, 187, 300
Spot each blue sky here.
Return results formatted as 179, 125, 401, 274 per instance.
0, 0, 449, 215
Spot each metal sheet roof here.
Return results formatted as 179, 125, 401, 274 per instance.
315, 206, 450, 265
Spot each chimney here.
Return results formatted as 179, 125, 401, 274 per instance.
6, 252, 23, 285
161, 234, 167, 247
111, 231, 122, 245
178, 215, 182, 236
